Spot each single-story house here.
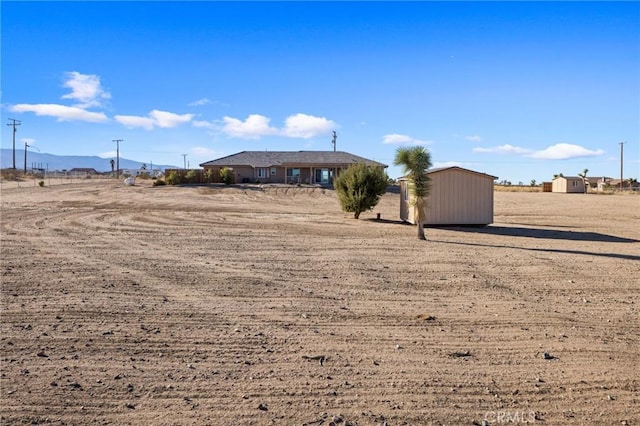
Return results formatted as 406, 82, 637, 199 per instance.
586, 176, 612, 190
399, 166, 497, 226
200, 151, 387, 185
68, 168, 99, 175
605, 179, 640, 191
552, 176, 585, 193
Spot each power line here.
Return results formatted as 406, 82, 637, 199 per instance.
6, 118, 21, 169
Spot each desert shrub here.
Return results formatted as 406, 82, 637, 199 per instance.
185, 169, 197, 183
38, 180, 45, 187
165, 171, 182, 185
334, 163, 388, 219
220, 167, 233, 185
152, 179, 167, 186
205, 168, 217, 183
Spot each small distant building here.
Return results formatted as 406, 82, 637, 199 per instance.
121, 168, 163, 178
586, 176, 612, 190
552, 176, 585, 193
68, 168, 99, 175
399, 166, 497, 226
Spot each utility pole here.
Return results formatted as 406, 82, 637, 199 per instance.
7, 118, 21, 169
331, 131, 337, 152
619, 141, 626, 191
23, 141, 39, 174
182, 154, 188, 169
113, 139, 123, 178
24, 141, 29, 174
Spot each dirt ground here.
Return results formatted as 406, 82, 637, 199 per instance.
1, 180, 639, 425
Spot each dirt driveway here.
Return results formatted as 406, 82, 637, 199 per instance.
1, 181, 638, 425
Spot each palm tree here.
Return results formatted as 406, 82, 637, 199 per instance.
110, 159, 115, 173
394, 146, 432, 240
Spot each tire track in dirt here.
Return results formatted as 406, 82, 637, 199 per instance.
2, 182, 639, 424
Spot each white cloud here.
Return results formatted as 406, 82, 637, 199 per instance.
218, 113, 335, 140
382, 133, 431, 145
21, 138, 36, 145
149, 110, 194, 128
114, 114, 156, 130
99, 151, 118, 158
281, 113, 335, 139
114, 109, 194, 130
465, 135, 482, 142
192, 120, 215, 129
473, 144, 533, 155
10, 103, 108, 122
61, 71, 111, 108
188, 98, 211, 107
221, 114, 279, 139
473, 142, 606, 160
527, 143, 605, 160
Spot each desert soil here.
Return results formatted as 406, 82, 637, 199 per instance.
1, 180, 639, 425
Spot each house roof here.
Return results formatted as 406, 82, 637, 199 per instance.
200, 151, 387, 168
69, 168, 98, 173
399, 166, 498, 180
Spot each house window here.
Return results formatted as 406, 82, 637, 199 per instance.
257, 168, 266, 178
572, 181, 578, 187
286, 168, 300, 177
271, 167, 277, 175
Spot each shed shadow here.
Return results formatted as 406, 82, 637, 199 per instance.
428, 239, 640, 262
441, 225, 638, 244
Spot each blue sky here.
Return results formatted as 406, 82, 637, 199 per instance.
2, 1, 639, 182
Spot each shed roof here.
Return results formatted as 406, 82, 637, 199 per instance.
553, 176, 583, 180
399, 166, 497, 180
200, 151, 387, 168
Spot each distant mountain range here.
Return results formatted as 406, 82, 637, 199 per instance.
0, 149, 178, 172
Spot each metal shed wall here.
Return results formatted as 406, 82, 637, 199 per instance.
400, 168, 495, 226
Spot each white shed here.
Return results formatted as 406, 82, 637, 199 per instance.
399, 166, 497, 226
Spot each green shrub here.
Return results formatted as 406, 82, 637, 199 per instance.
220, 167, 233, 185
334, 163, 388, 219
165, 171, 182, 185
38, 180, 45, 187
152, 179, 167, 186
185, 169, 197, 183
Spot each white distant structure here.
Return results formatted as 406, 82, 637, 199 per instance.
121, 168, 163, 178
124, 177, 135, 186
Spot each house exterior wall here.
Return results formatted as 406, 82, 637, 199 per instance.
400, 168, 495, 226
